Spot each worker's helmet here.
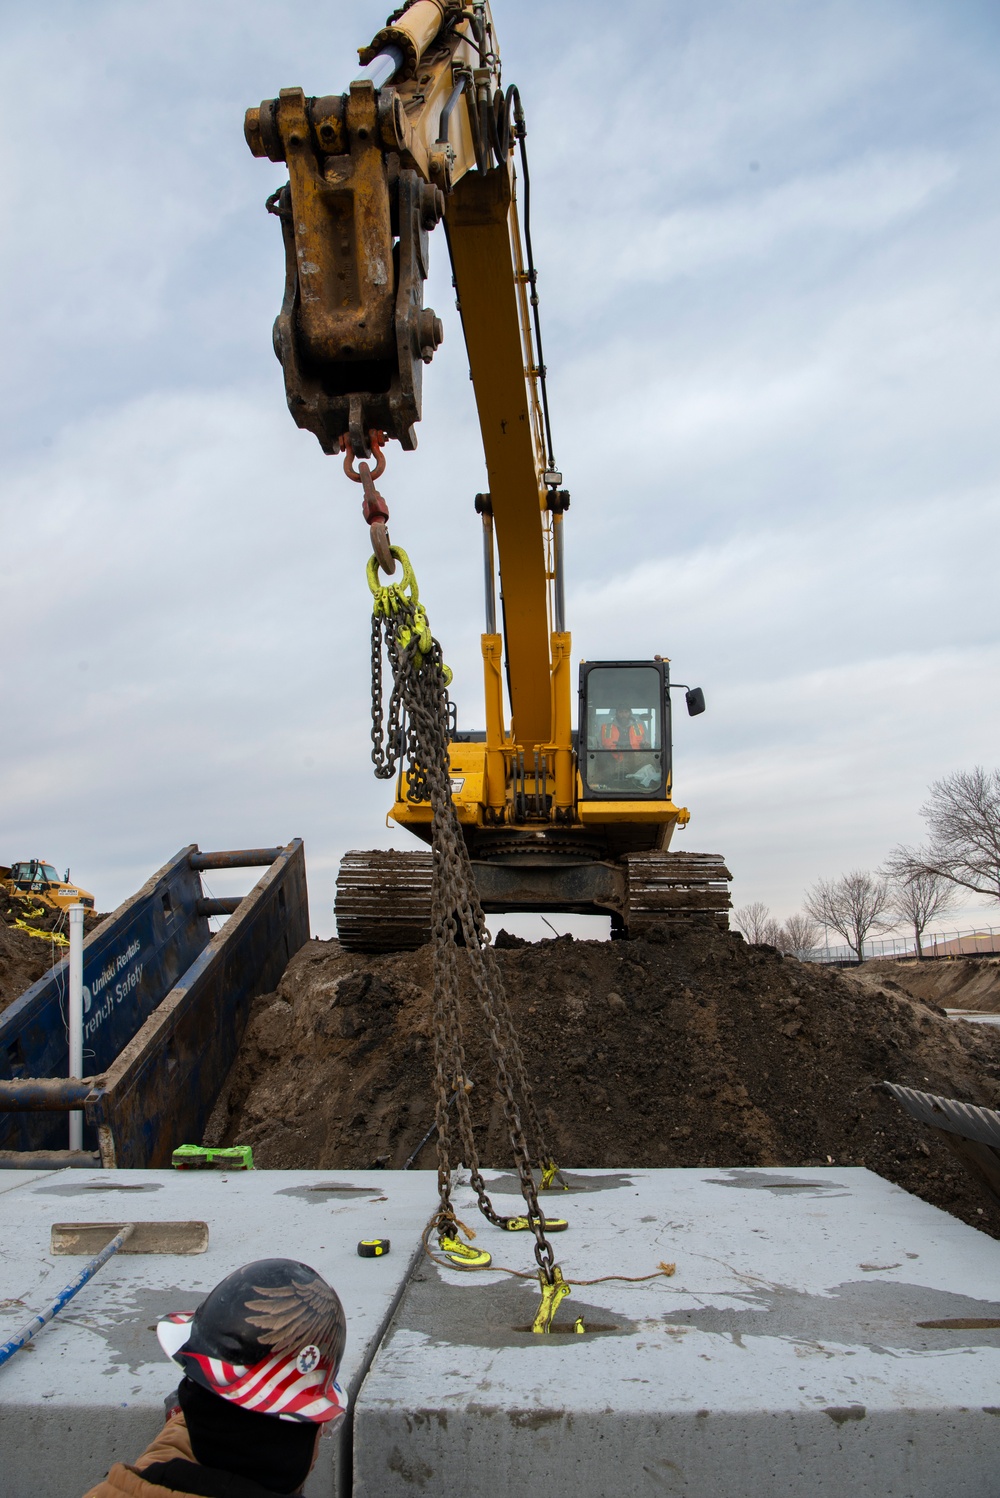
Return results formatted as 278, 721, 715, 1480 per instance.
157, 1258, 347, 1424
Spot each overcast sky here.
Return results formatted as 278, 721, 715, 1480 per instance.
3, 0, 999, 943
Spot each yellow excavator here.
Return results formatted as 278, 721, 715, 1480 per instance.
245, 0, 731, 949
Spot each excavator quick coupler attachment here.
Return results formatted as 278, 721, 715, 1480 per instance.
246, 82, 445, 456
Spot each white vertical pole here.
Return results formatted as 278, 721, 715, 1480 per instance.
68, 904, 84, 1151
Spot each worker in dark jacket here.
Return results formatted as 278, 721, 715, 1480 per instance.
82, 1258, 347, 1498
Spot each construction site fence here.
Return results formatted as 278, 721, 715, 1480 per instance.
804, 926, 1000, 967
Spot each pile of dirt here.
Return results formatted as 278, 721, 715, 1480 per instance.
211, 923, 1000, 1240
0, 894, 105, 1017
858, 957, 1000, 1013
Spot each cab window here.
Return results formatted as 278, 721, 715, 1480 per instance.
582, 665, 665, 798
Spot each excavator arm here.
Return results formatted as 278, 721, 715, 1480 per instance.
244, 0, 565, 757
246, 2, 730, 946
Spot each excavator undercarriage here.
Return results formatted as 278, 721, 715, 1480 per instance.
335, 846, 732, 953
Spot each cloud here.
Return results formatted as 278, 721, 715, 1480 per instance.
2, 0, 999, 947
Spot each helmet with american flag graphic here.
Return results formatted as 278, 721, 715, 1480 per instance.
157, 1258, 348, 1425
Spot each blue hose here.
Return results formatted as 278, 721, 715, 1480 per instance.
0, 1223, 134, 1369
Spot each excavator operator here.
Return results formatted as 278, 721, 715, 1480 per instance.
601, 703, 647, 756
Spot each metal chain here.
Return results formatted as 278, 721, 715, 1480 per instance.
370, 586, 557, 1281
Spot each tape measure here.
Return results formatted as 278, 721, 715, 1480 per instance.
358, 1238, 390, 1258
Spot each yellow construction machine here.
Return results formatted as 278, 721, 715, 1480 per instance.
245, 0, 731, 948
1, 860, 95, 913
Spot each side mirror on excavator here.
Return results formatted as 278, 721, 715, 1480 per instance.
685, 687, 706, 717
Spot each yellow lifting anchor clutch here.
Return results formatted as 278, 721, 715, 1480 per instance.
439, 1235, 492, 1269
502, 1216, 568, 1232
531, 1265, 571, 1334
540, 1159, 569, 1192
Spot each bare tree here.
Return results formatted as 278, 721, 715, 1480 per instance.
881, 866, 957, 958
887, 767, 1000, 906
760, 917, 787, 949
734, 901, 773, 944
781, 912, 820, 960
804, 870, 893, 962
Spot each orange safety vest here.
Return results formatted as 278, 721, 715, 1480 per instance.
600, 720, 645, 754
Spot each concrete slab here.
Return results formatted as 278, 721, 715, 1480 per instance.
353, 1167, 1000, 1498
0, 1168, 434, 1498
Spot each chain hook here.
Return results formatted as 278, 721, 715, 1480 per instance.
341, 431, 395, 575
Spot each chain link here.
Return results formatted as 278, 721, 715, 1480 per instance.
370, 589, 558, 1281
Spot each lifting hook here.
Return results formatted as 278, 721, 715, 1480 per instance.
341, 431, 395, 576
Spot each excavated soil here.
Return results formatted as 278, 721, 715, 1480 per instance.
857, 957, 1000, 1013
211, 924, 1000, 1240
0, 894, 106, 1016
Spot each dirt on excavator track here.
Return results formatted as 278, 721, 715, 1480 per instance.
209, 922, 1000, 1241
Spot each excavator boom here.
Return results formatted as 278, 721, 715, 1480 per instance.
245, 1, 731, 945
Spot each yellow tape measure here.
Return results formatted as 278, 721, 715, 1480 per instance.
358, 1238, 390, 1257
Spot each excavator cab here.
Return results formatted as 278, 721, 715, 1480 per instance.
580, 661, 670, 800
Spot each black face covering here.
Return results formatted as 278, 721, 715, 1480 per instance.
175, 1377, 319, 1495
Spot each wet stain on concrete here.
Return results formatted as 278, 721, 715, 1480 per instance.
275, 1183, 388, 1202
388, 1447, 434, 1488
479, 1172, 638, 1198
665, 1279, 1000, 1355
65, 1286, 207, 1375
396, 1264, 637, 1350
32, 1182, 162, 1196
706, 1171, 850, 1198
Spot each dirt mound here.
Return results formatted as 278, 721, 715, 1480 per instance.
211, 923, 1000, 1239
858, 957, 1000, 1013
0, 894, 105, 1017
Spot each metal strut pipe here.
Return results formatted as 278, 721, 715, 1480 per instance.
0, 1079, 96, 1111
0, 1150, 101, 1170
195, 897, 243, 917
188, 848, 284, 870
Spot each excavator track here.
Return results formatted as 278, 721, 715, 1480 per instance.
335, 850, 433, 953
624, 852, 732, 933
336, 847, 732, 951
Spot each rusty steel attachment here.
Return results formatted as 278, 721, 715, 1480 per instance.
246, 80, 446, 455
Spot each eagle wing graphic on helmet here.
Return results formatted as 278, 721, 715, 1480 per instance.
245, 1274, 347, 1368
